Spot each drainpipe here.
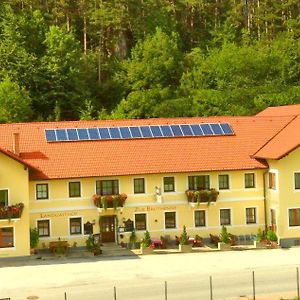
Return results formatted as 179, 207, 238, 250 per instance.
263, 171, 268, 233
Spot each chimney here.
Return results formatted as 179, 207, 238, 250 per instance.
13, 133, 20, 156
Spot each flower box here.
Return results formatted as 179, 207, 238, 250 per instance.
185, 189, 219, 205
0, 203, 24, 220
92, 194, 127, 210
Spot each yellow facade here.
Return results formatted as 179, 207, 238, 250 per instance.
0, 152, 30, 257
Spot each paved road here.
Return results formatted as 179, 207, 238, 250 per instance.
1, 248, 300, 300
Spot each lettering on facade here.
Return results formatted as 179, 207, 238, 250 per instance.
40, 211, 78, 218
134, 206, 176, 212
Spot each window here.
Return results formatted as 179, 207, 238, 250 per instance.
0, 190, 8, 207
164, 177, 175, 192
70, 217, 82, 235
220, 209, 231, 225
96, 180, 119, 195
0, 227, 14, 248
295, 173, 300, 190
134, 178, 145, 194
246, 208, 256, 224
218, 175, 229, 190
165, 212, 176, 229
135, 213, 147, 230
69, 182, 81, 197
37, 220, 50, 237
289, 209, 300, 226
36, 184, 48, 200
188, 175, 210, 190
245, 173, 255, 188
195, 210, 206, 227
269, 172, 276, 190
84, 222, 93, 235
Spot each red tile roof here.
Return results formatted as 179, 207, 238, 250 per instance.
256, 104, 300, 117
0, 116, 294, 180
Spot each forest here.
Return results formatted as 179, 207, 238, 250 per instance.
0, 0, 300, 122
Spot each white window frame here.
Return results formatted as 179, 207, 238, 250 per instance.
0, 225, 15, 250
0, 188, 9, 206
36, 218, 51, 238
164, 211, 177, 230
68, 216, 83, 236
134, 212, 148, 231
68, 181, 82, 199
194, 209, 207, 228
218, 174, 231, 191
287, 207, 300, 228
268, 169, 279, 192
244, 172, 256, 189
245, 207, 258, 225
162, 176, 176, 193
219, 208, 232, 226
35, 183, 50, 201
293, 171, 300, 192
133, 177, 146, 194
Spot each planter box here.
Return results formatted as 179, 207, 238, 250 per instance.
140, 247, 154, 255
179, 244, 193, 253
218, 242, 231, 251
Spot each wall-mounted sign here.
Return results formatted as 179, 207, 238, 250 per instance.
134, 206, 176, 213
40, 211, 78, 218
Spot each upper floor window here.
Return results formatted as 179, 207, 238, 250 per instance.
188, 175, 210, 190
134, 178, 145, 194
70, 217, 82, 235
0, 189, 8, 207
96, 180, 119, 195
195, 210, 206, 227
220, 209, 231, 225
245, 173, 255, 188
246, 207, 256, 224
295, 173, 300, 190
69, 182, 81, 198
37, 220, 50, 237
218, 174, 229, 190
135, 213, 147, 231
36, 184, 48, 200
269, 172, 276, 190
164, 177, 175, 192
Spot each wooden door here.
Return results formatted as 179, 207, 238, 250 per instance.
100, 216, 115, 242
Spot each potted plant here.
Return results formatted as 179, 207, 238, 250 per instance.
254, 228, 268, 248
30, 227, 39, 254
179, 225, 193, 252
266, 229, 278, 248
140, 230, 154, 254
129, 231, 137, 249
218, 225, 231, 250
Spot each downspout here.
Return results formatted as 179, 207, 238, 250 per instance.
263, 171, 268, 233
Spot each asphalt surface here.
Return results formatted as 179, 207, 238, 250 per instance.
1, 248, 300, 300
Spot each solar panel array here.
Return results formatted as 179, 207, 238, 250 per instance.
45, 123, 234, 142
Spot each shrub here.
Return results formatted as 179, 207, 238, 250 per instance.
180, 225, 189, 245
220, 225, 230, 244
267, 230, 277, 242
141, 230, 151, 248
30, 228, 39, 248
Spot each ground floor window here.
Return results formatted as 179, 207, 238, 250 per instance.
165, 212, 176, 229
246, 207, 256, 224
37, 220, 50, 237
70, 217, 82, 235
220, 209, 231, 225
0, 227, 13, 248
289, 209, 300, 226
84, 222, 93, 235
135, 213, 147, 231
195, 210, 206, 227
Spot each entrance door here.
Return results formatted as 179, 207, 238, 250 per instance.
100, 216, 115, 242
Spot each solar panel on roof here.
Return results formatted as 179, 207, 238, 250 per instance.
140, 126, 153, 138
180, 125, 193, 136
99, 127, 110, 139
190, 124, 203, 136
88, 128, 100, 140
45, 123, 234, 142
67, 129, 79, 140
45, 129, 56, 142
220, 123, 233, 134
56, 129, 68, 141
170, 125, 183, 136
210, 123, 223, 135
77, 128, 89, 140
160, 125, 173, 137
109, 127, 121, 139
201, 124, 213, 135
119, 127, 131, 138
150, 126, 163, 137
130, 127, 142, 138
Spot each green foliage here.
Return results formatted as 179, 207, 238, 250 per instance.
179, 225, 189, 245
0, 76, 32, 123
30, 228, 39, 248
256, 228, 265, 243
141, 230, 151, 248
220, 225, 230, 244
266, 230, 278, 242
85, 234, 94, 252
